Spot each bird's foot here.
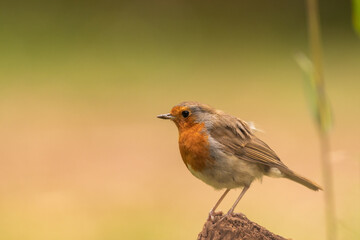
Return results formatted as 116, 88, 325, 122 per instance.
207, 210, 215, 221
226, 208, 235, 216
212, 211, 232, 226
214, 209, 236, 224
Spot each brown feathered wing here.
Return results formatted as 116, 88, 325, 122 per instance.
210, 116, 322, 191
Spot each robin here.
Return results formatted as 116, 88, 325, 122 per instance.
157, 101, 322, 218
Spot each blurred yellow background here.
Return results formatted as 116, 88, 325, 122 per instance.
0, 0, 359, 239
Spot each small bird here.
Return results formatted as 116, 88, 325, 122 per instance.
157, 101, 322, 218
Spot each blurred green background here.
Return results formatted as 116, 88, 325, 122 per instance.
0, 0, 359, 239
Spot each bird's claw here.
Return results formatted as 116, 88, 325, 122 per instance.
207, 210, 215, 221
215, 210, 235, 224
226, 209, 234, 216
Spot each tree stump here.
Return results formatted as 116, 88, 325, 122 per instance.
197, 212, 289, 240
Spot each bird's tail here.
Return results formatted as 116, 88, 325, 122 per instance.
284, 171, 323, 191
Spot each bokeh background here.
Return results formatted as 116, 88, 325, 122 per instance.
0, 0, 359, 239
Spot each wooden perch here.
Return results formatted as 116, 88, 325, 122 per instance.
197, 212, 289, 240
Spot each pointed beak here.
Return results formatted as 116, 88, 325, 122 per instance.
157, 113, 174, 120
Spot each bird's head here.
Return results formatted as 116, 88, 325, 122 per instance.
157, 101, 218, 130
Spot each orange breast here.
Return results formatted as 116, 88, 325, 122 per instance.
178, 123, 212, 172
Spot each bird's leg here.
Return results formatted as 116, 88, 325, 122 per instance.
227, 185, 249, 215
208, 188, 230, 220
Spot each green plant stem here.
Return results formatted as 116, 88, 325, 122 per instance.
306, 0, 324, 86
320, 133, 336, 240
305, 0, 337, 240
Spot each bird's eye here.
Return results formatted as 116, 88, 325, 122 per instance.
181, 110, 189, 118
